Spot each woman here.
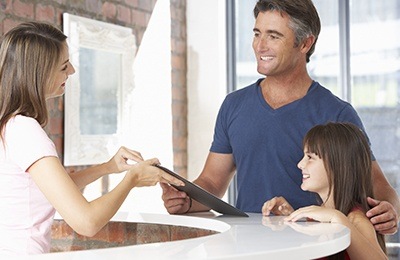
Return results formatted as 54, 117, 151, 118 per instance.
262, 122, 387, 259
0, 22, 183, 255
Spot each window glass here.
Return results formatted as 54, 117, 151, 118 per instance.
235, 0, 260, 89
349, 1, 400, 254
309, 0, 340, 96
350, 0, 400, 108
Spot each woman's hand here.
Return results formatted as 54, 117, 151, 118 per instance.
127, 158, 185, 188
106, 146, 145, 174
68, 146, 146, 189
262, 196, 294, 216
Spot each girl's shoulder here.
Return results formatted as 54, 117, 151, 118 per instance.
347, 208, 368, 223
347, 208, 377, 238
347, 206, 368, 224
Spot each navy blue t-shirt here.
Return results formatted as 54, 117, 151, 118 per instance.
210, 79, 370, 212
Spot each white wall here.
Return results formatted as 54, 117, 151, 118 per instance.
82, 0, 228, 213
187, 0, 227, 180
83, 0, 174, 214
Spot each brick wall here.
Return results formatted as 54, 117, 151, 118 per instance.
170, 0, 187, 177
51, 219, 217, 252
0, 0, 188, 176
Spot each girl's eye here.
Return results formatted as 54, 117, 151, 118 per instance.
306, 153, 317, 160
61, 65, 67, 71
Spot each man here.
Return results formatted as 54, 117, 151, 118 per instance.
161, 0, 399, 234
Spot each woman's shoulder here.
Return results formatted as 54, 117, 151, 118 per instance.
5, 115, 46, 142
8, 115, 40, 128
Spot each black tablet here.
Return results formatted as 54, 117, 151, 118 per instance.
157, 165, 248, 217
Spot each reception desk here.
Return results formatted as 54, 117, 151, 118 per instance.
30, 211, 350, 259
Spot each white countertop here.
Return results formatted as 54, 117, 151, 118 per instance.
30, 211, 350, 259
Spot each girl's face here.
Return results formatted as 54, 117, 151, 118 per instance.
297, 147, 330, 201
47, 42, 75, 99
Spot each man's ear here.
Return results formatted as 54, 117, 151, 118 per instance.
300, 35, 316, 55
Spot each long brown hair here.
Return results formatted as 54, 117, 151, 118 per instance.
253, 0, 321, 63
304, 122, 386, 257
0, 22, 67, 142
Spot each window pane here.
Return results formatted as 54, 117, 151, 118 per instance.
310, 1, 340, 96
350, 0, 400, 107
235, 0, 260, 89
350, 0, 400, 254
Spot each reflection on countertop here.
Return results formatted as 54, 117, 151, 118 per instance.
51, 219, 219, 252
29, 211, 350, 260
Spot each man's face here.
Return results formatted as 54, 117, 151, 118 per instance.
252, 11, 305, 77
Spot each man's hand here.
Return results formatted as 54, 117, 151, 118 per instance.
160, 183, 191, 214
367, 197, 399, 235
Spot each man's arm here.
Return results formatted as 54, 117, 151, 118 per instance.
367, 161, 400, 234
194, 152, 236, 197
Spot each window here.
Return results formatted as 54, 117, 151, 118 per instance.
231, 0, 400, 255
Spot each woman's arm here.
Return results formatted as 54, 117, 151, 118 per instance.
29, 156, 183, 237
69, 146, 145, 189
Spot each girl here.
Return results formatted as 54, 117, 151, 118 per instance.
0, 22, 183, 255
263, 122, 387, 259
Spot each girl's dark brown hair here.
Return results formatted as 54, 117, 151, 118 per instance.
304, 122, 386, 257
0, 22, 67, 142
